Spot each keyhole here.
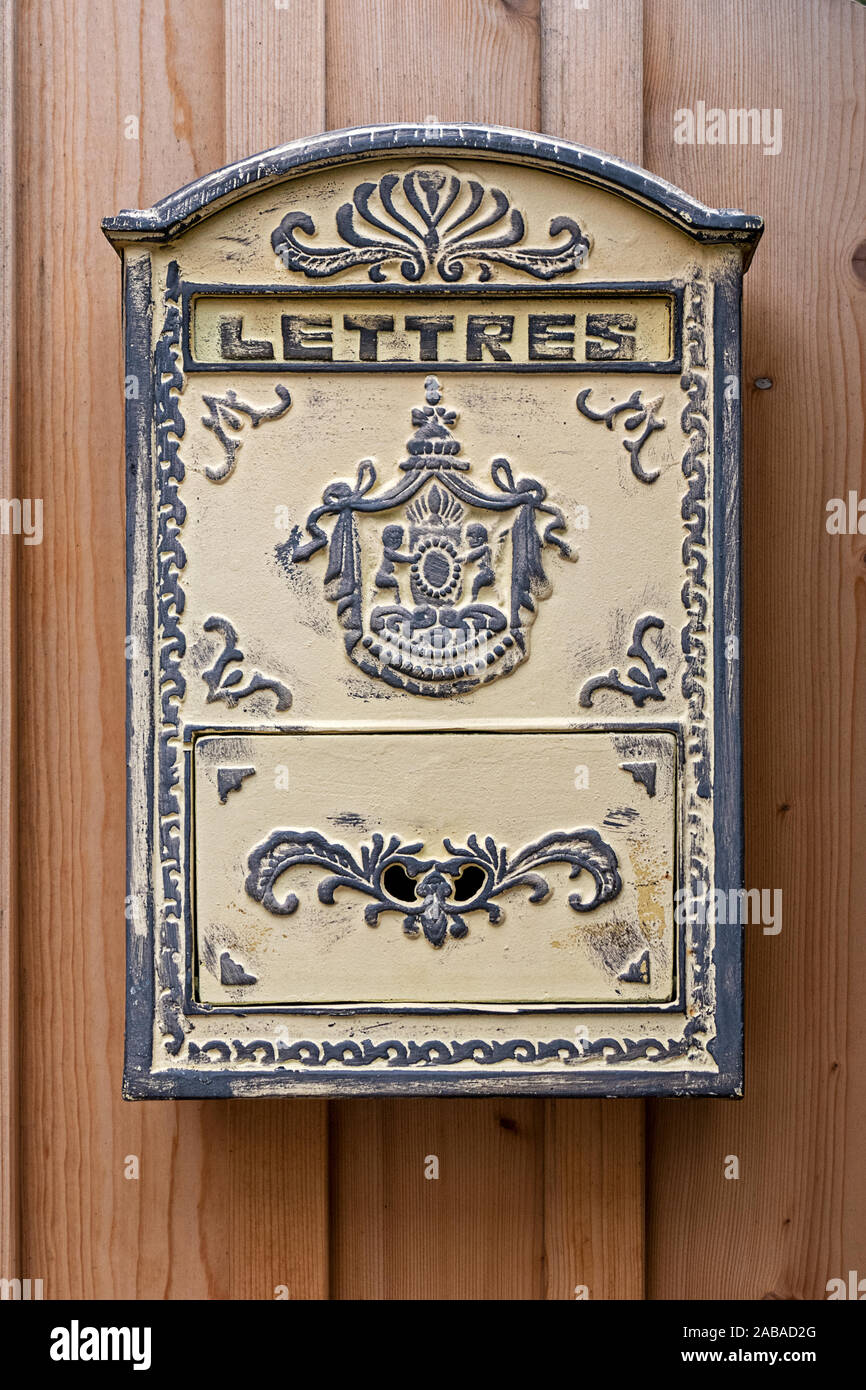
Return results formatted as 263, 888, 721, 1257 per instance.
382, 863, 418, 902
452, 864, 486, 902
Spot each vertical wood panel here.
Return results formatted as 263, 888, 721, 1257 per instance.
643, 0, 866, 1299
331, 1100, 546, 1300
541, 0, 643, 159
538, 0, 646, 1300
217, 0, 331, 1301
16, 0, 221, 1300
0, 0, 18, 1288
225, 0, 326, 161
543, 1101, 644, 1299
326, 0, 541, 130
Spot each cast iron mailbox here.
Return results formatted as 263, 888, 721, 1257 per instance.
104, 125, 762, 1097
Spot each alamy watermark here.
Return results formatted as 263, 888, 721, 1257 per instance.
0, 497, 43, 545
675, 882, 782, 935
826, 1270, 866, 1299
826, 492, 866, 534
50, 1321, 151, 1371
674, 102, 782, 156
0, 1277, 44, 1300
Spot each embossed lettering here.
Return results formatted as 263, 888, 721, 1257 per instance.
281, 313, 333, 361
404, 314, 455, 361
585, 312, 637, 360
528, 313, 575, 360
218, 315, 275, 360
466, 315, 513, 362
343, 313, 394, 361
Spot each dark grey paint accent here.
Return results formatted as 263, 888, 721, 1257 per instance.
219, 952, 257, 986
123, 255, 156, 1090
620, 761, 658, 797
217, 767, 256, 803
708, 268, 745, 1094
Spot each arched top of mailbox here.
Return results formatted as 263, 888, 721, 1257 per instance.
102, 122, 763, 268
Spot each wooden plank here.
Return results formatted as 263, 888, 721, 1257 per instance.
225, 0, 325, 162
0, 0, 18, 1290
644, 0, 866, 1299
331, 1101, 645, 1301
544, 1100, 644, 1299
326, 0, 542, 129
541, 0, 644, 160
331, 1100, 546, 1300
539, 0, 646, 1302
15, 0, 328, 1299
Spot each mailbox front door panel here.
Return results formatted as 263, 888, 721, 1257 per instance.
192, 730, 678, 1007
105, 125, 761, 1096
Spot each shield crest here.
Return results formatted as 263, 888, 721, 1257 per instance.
289, 375, 575, 695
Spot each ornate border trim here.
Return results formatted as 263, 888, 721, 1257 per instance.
186, 1028, 701, 1069
102, 123, 763, 266
154, 261, 188, 1055
678, 270, 714, 1047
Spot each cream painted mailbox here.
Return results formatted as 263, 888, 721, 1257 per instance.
104, 125, 761, 1097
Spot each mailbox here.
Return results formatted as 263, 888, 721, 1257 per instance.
104, 125, 761, 1097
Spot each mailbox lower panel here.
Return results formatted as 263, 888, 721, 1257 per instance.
191, 730, 678, 1009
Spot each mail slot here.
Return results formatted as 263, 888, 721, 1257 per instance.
104, 124, 762, 1096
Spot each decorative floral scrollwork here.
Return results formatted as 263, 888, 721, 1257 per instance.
576, 388, 666, 483
578, 615, 667, 709
202, 616, 292, 711
271, 168, 590, 283
245, 828, 621, 947
201, 385, 292, 482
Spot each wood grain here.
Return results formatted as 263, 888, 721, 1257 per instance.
0, 0, 18, 1287
331, 1100, 546, 1299
326, 0, 542, 130
643, 0, 866, 1299
541, 0, 644, 160
15, 0, 218, 1300
544, 1100, 644, 1299
225, 0, 325, 162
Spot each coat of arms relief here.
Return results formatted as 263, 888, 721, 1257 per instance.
287, 374, 575, 696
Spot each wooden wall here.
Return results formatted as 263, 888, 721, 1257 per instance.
2, 0, 864, 1300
